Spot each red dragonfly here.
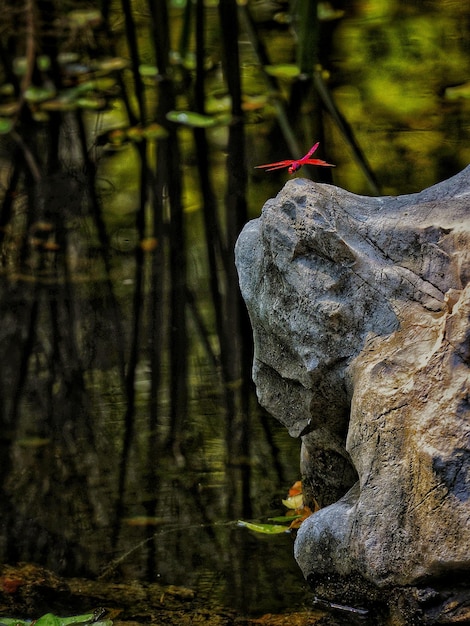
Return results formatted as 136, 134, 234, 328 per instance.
255, 142, 335, 174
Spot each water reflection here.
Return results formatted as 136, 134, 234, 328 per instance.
0, 257, 304, 610
0, 0, 468, 620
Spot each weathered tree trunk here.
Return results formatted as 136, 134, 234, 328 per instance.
235, 166, 470, 624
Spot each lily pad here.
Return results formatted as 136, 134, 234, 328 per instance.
0, 103, 19, 117
264, 64, 300, 79
74, 78, 116, 94
37, 55, 51, 71
24, 86, 57, 103
237, 520, 290, 534
139, 64, 159, 78
445, 81, 470, 100
0, 84, 15, 97
76, 96, 107, 110
0, 118, 14, 134
93, 57, 129, 72
166, 110, 229, 128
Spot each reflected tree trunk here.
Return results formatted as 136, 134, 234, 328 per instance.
0, 0, 302, 579
218, 0, 252, 521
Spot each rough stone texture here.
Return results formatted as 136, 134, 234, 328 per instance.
235, 166, 470, 622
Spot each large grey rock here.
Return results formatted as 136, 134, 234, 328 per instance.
235, 167, 470, 620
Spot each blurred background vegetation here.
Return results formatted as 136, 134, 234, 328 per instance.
0, 0, 468, 616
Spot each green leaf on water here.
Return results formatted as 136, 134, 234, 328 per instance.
237, 520, 291, 534
0, 610, 112, 626
37, 55, 51, 71
0, 83, 15, 97
139, 64, 159, 78
445, 81, 470, 100
76, 96, 107, 110
93, 57, 129, 72
166, 110, 228, 128
24, 86, 57, 103
73, 78, 116, 94
35, 610, 111, 626
264, 64, 300, 79
0, 118, 14, 134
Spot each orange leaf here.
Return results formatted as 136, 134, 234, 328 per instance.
288, 480, 303, 497
288, 505, 314, 529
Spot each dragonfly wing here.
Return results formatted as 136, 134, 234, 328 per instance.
266, 163, 294, 171
303, 159, 336, 167
301, 142, 320, 161
255, 160, 292, 170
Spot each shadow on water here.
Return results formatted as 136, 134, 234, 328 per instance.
0, 0, 468, 622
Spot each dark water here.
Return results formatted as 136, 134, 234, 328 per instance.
0, 0, 469, 620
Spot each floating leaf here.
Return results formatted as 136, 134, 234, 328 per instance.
0, 83, 15, 96
288, 480, 303, 497
264, 64, 300, 79
181, 53, 196, 71
166, 110, 227, 128
139, 64, 159, 78
32, 111, 50, 122
0, 118, 14, 134
24, 86, 57, 103
318, 2, 345, 21
0, 102, 19, 116
76, 96, 107, 110
0, 610, 112, 626
13, 57, 28, 76
93, 57, 129, 72
62, 65, 91, 80
445, 81, 470, 101
237, 520, 290, 534
205, 94, 231, 115
37, 610, 110, 626
75, 77, 116, 94
57, 52, 80, 65
37, 55, 51, 71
